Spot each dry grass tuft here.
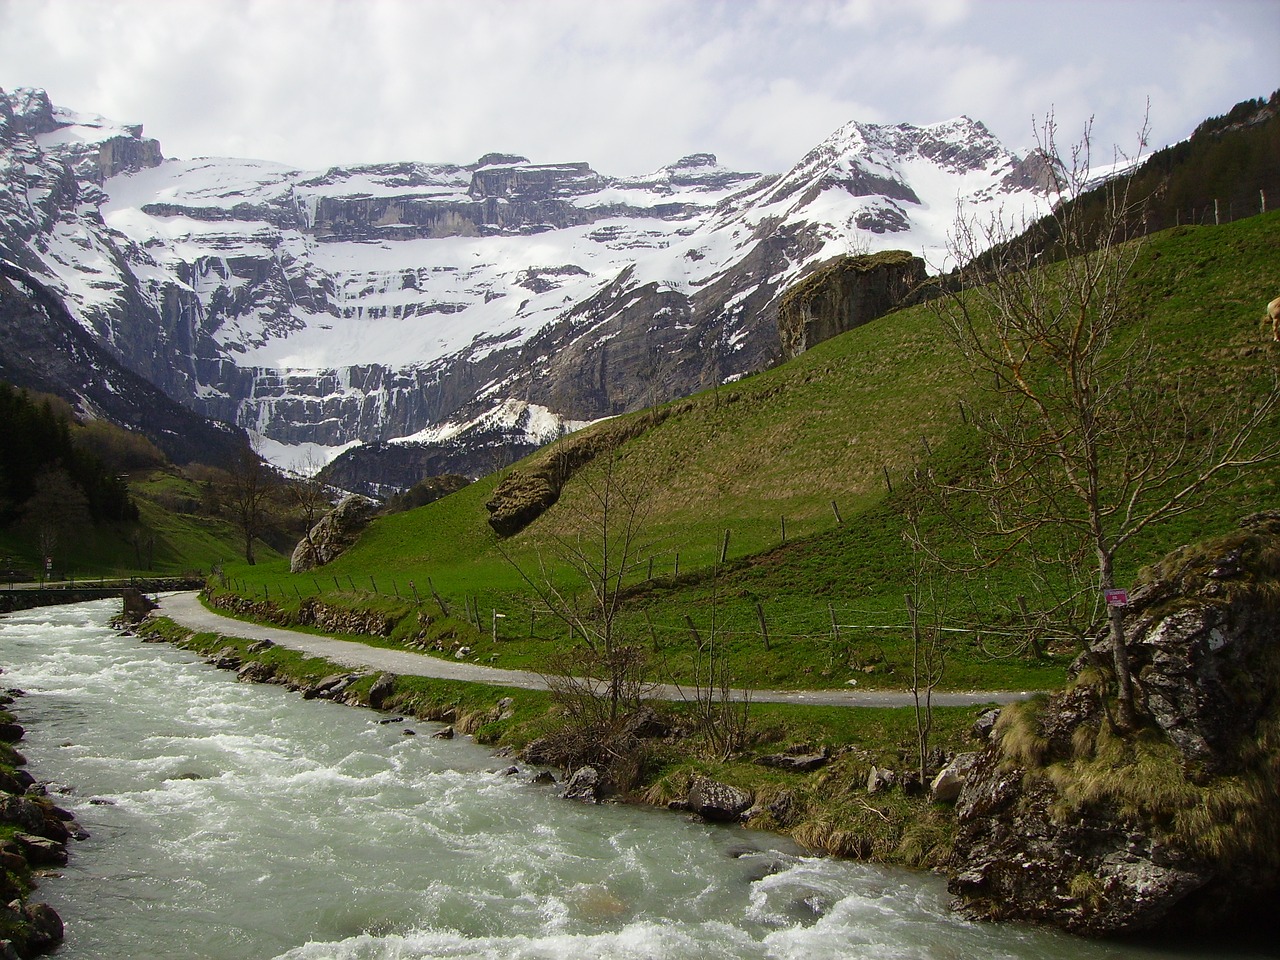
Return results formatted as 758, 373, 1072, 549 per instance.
994, 698, 1050, 769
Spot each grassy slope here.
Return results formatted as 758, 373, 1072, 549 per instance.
215, 213, 1280, 692
0, 467, 275, 578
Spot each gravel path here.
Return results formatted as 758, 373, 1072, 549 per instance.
157, 591, 1036, 708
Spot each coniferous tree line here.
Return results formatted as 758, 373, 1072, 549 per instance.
0, 382, 138, 528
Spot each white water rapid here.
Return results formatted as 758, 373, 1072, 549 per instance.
0, 601, 1264, 960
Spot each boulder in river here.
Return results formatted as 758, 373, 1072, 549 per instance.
562, 766, 604, 803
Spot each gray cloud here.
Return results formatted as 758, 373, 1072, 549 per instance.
0, 0, 1275, 175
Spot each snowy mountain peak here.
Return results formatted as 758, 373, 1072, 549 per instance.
1, 86, 162, 185
0, 87, 1052, 490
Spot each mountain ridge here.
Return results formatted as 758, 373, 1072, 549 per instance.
0, 86, 1052, 489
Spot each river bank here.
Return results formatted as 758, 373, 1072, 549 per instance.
0, 675, 80, 957
8, 599, 1186, 960
8, 592, 1278, 956
134, 606, 987, 872
143, 506, 1280, 950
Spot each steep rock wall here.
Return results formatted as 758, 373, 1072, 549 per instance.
776, 250, 927, 359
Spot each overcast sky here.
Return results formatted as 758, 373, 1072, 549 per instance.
0, 0, 1275, 176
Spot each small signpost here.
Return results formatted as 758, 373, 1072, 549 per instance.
1104, 588, 1129, 608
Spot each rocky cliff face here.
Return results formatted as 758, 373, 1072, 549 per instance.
0, 86, 1050, 488
947, 512, 1280, 938
0, 259, 246, 466
776, 250, 928, 358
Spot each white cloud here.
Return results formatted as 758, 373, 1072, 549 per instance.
0, 0, 1275, 178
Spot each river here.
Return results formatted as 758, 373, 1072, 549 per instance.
0, 600, 1265, 960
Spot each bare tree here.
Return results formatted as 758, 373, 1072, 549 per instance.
499, 456, 654, 722
284, 450, 333, 560
904, 555, 948, 787
223, 444, 278, 566
683, 571, 752, 762
929, 114, 1280, 728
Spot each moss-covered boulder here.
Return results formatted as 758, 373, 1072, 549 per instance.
947, 512, 1280, 938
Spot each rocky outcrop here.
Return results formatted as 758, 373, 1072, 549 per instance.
928, 751, 980, 803
776, 251, 928, 359
947, 512, 1280, 938
289, 494, 378, 572
485, 403, 687, 536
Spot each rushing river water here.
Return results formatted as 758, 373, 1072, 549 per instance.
0, 600, 1269, 960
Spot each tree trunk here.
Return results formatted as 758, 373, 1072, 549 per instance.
1097, 550, 1135, 728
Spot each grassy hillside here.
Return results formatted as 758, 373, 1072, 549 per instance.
0, 384, 266, 579
212, 212, 1280, 693
0, 465, 276, 580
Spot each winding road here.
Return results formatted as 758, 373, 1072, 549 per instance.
157, 591, 1035, 708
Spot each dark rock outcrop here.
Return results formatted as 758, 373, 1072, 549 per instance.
776, 250, 928, 359
948, 513, 1280, 938
289, 494, 378, 572
485, 404, 685, 536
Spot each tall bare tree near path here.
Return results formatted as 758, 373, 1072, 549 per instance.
224, 443, 278, 566
926, 113, 1280, 730
498, 456, 655, 724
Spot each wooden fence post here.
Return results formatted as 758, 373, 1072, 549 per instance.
427, 577, 449, 616
832, 500, 844, 524
684, 614, 701, 647
720, 529, 731, 564
756, 602, 771, 652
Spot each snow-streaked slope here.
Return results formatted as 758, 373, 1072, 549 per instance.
0, 87, 1051, 485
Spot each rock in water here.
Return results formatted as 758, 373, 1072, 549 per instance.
947, 513, 1280, 938
562, 766, 603, 803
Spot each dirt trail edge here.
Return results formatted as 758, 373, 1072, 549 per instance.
157, 591, 1035, 708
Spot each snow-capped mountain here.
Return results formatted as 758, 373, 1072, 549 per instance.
0, 86, 1052, 490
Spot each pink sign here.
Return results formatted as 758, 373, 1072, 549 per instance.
1104, 588, 1128, 607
